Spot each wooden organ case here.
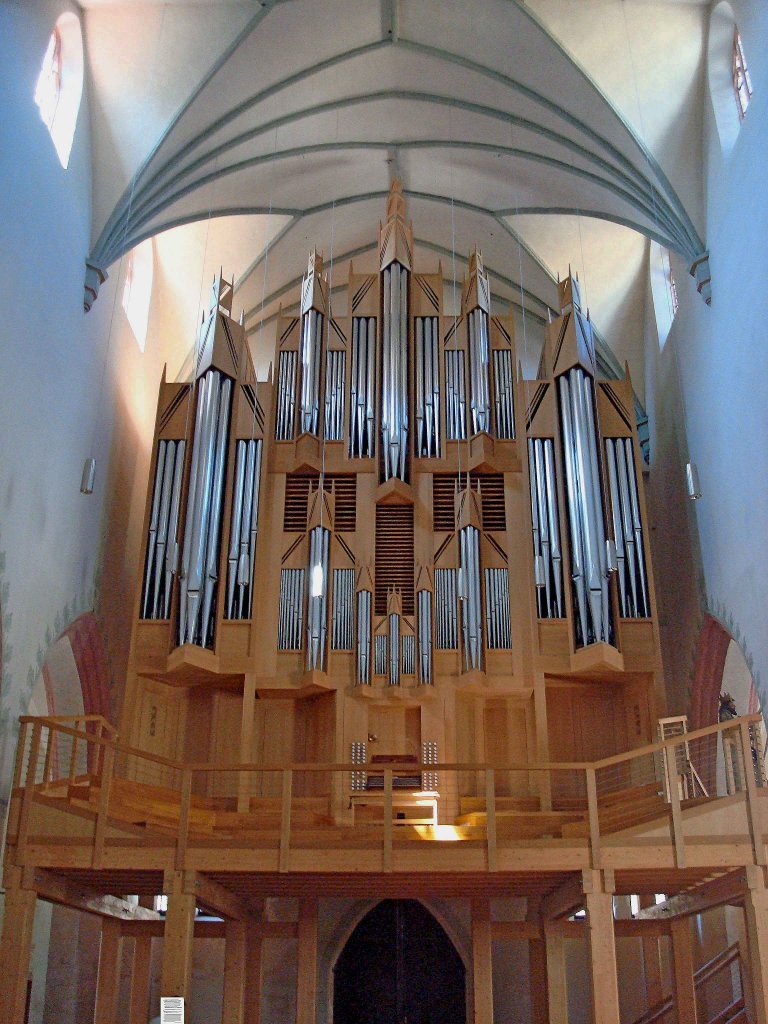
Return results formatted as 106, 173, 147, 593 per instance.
120, 180, 664, 824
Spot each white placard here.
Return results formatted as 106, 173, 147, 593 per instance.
161, 997, 184, 1024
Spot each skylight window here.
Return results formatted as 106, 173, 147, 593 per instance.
33, 14, 84, 169
122, 240, 154, 351
732, 30, 752, 120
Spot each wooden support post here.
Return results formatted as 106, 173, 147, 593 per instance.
528, 936, 548, 1024
638, 896, 664, 1009
222, 920, 247, 1024
545, 926, 568, 1024
664, 743, 686, 867
128, 935, 153, 1024
238, 673, 257, 813
0, 869, 37, 1024
586, 767, 601, 869
279, 769, 293, 872
740, 721, 766, 865
245, 923, 263, 1024
92, 740, 115, 869
670, 917, 698, 1024
176, 769, 193, 871
742, 866, 768, 1024
471, 898, 494, 1024
383, 768, 393, 873
94, 917, 123, 1024
583, 869, 620, 1024
296, 898, 318, 1024
485, 768, 497, 872
160, 870, 196, 1006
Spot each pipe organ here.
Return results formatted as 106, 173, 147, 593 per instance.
123, 181, 664, 820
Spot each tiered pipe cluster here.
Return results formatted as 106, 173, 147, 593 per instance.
528, 438, 563, 619
388, 605, 401, 685
278, 568, 305, 649
459, 526, 483, 670
415, 316, 440, 457
435, 569, 458, 649
604, 438, 649, 617
445, 350, 467, 440
275, 350, 297, 440
306, 526, 330, 670
142, 438, 186, 619
332, 568, 355, 649
493, 349, 515, 439
374, 634, 388, 675
226, 439, 262, 620
381, 263, 409, 480
324, 350, 345, 441
402, 634, 415, 676
299, 307, 323, 435
417, 589, 433, 684
484, 569, 511, 649
468, 308, 491, 435
356, 589, 372, 684
558, 367, 611, 646
349, 317, 376, 457
179, 369, 232, 648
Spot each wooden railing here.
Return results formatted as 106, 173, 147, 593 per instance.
9, 713, 766, 874
628, 942, 743, 1024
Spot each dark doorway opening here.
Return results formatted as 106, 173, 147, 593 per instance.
333, 899, 466, 1024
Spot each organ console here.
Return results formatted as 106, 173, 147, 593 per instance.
120, 180, 663, 815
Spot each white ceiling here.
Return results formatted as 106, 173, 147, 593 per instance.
80, 0, 709, 394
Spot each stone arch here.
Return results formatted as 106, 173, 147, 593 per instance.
321, 898, 471, 1024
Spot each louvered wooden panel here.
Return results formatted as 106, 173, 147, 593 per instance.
375, 505, 414, 615
283, 474, 357, 532
431, 473, 506, 531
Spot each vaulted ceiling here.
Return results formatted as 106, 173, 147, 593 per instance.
81, 0, 709, 393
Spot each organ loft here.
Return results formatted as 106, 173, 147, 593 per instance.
3, 182, 768, 1024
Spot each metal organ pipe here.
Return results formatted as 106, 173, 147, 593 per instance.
604, 439, 628, 616
485, 568, 511, 649
178, 370, 232, 648
435, 568, 457, 649
332, 569, 354, 650
306, 526, 330, 670
349, 317, 376, 458
415, 317, 440, 457
605, 438, 649, 618
381, 264, 409, 480
401, 634, 415, 677
445, 350, 467, 441
300, 309, 323, 435
356, 589, 372, 684
468, 309, 491, 435
324, 350, 345, 441
142, 438, 187, 620
557, 368, 611, 646
493, 348, 515, 440
527, 438, 564, 619
275, 350, 297, 441
417, 589, 433, 684
459, 526, 483, 671
226, 438, 262, 619
278, 568, 305, 650
388, 610, 400, 686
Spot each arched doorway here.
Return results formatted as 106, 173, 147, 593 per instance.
333, 899, 466, 1024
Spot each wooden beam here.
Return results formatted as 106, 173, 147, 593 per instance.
638, 895, 664, 1009
296, 897, 318, 1024
120, 918, 298, 939
222, 920, 247, 1024
528, 936, 548, 1024
245, 922, 263, 1024
636, 870, 748, 920
472, 898, 494, 1024
160, 870, 196, 1003
540, 872, 584, 920
584, 869, 620, 1024
128, 935, 153, 1024
187, 871, 258, 921
545, 926, 568, 1024
94, 917, 123, 1024
0, 869, 37, 1024
238, 673, 257, 813
30, 868, 160, 921
743, 865, 768, 1024
491, 918, 670, 941
670, 917, 698, 1024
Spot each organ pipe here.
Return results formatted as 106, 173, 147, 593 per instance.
374, 634, 388, 676
527, 438, 563, 618
306, 526, 330, 670
324, 350, 345, 441
485, 568, 511, 649
381, 263, 409, 480
401, 634, 415, 676
349, 317, 376, 458
415, 316, 440, 457
276, 350, 297, 440
356, 589, 372, 684
388, 610, 400, 685
468, 308, 491, 435
226, 439, 262, 619
142, 438, 186, 619
605, 438, 649, 617
493, 348, 515, 439
459, 525, 483, 670
299, 308, 323, 435
278, 568, 305, 650
445, 350, 467, 441
417, 589, 433, 684
179, 369, 232, 648
558, 367, 611, 646
435, 569, 457, 649
332, 568, 354, 649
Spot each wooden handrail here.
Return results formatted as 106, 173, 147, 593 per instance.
628, 942, 741, 1024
